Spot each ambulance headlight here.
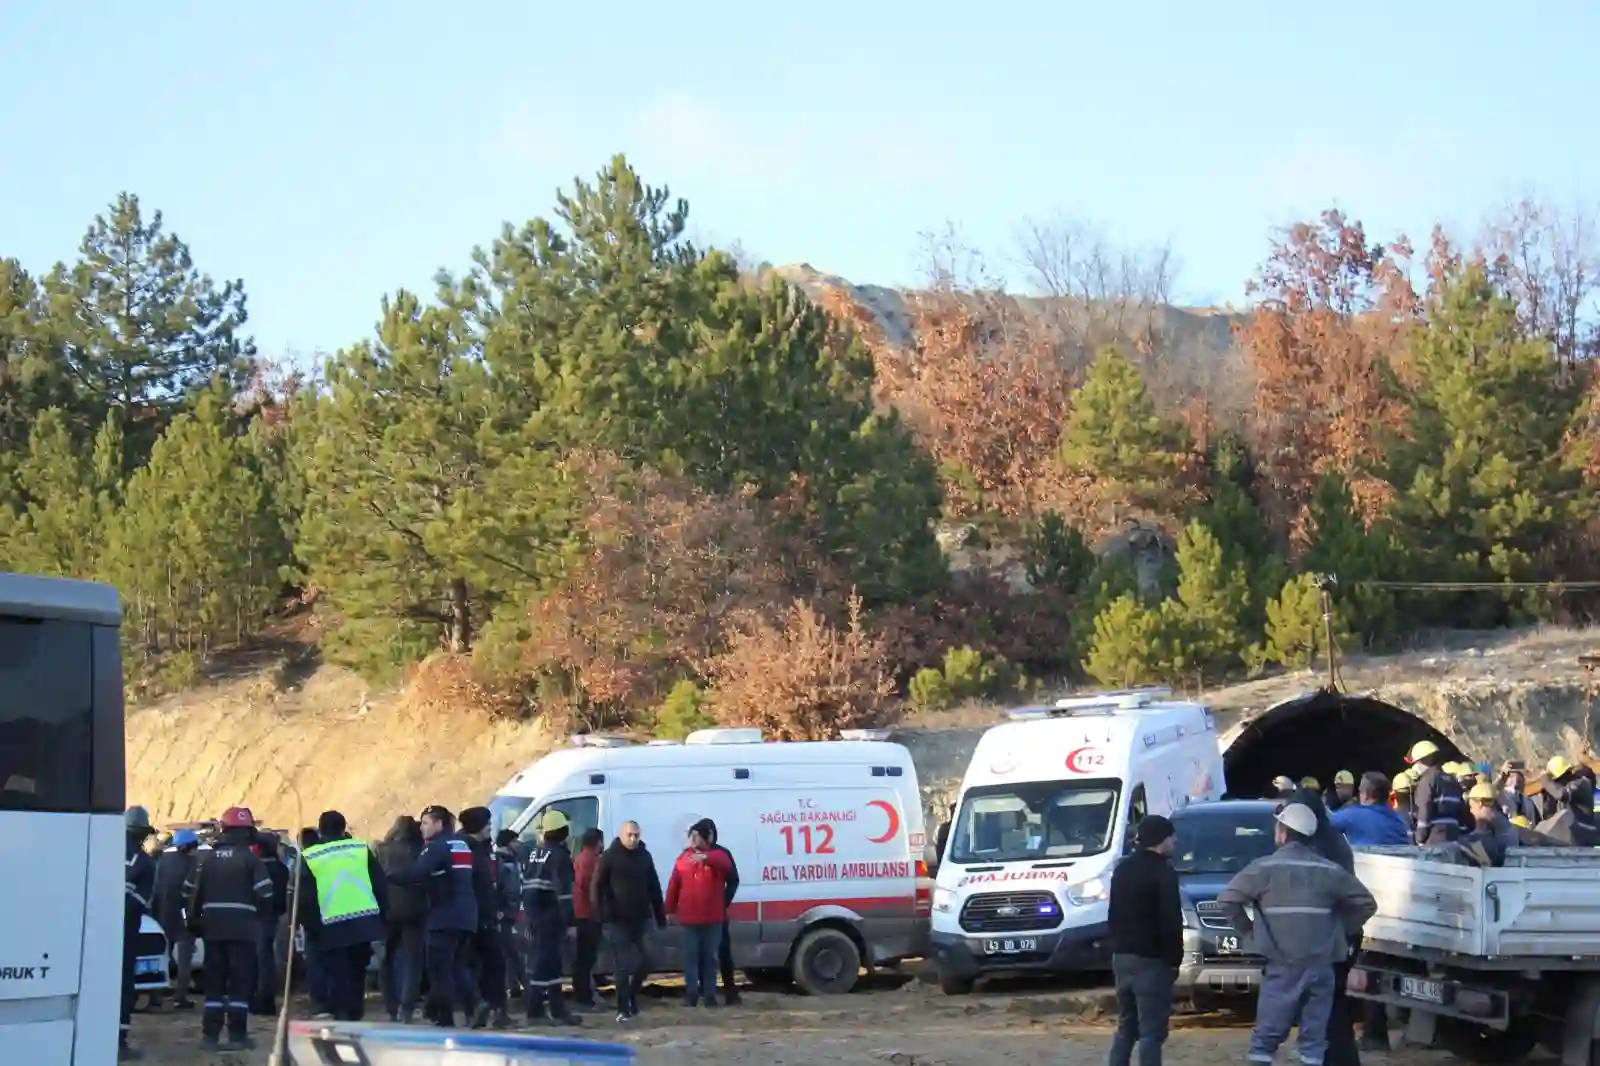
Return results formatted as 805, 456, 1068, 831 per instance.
1066, 876, 1108, 906
933, 887, 956, 913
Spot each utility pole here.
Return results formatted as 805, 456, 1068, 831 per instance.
1312, 572, 1342, 693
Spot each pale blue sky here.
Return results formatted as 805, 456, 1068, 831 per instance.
2, 2, 1596, 359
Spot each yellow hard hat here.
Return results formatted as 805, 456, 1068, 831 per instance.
1300, 776, 1320, 790
1548, 755, 1573, 779
539, 809, 570, 834
1467, 781, 1497, 803
1408, 740, 1439, 763
1334, 770, 1355, 786
1394, 767, 1417, 791
1511, 815, 1531, 828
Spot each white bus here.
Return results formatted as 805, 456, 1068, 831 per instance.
0, 573, 129, 1065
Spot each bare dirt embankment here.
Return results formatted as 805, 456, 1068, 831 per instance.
127, 626, 1600, 837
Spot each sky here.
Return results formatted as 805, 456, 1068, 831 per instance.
2, 2, 1597, 360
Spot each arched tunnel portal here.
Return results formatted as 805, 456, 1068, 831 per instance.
1220, 689, 1468, 799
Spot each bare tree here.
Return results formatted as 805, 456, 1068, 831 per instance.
1480, 196, 1600, 375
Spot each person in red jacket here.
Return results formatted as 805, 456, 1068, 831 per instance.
664, 822, 734, 1007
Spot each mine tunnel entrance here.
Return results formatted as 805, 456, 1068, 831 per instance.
1221, 689, 1468, 800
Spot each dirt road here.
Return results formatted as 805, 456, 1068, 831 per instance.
128, 984, 1464, 1066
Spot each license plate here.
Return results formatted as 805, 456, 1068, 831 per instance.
983, 937, 1037, 955
1399, 976, 1444, 1004
1216, 935, 1241, 954
135, 958, 165, 976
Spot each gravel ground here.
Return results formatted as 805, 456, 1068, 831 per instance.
126, 982, 1469, 1066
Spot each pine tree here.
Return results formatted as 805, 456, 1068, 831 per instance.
104, 382, 282, 658
0, 260, 74, 489
42, 193, 253, 465
1158, 521, 1250, 687
1300, 473, 1400, 642
1197, 431, 1286, 626
1084, 594, 1169, 688
0, 408, 122, 578
1248, 573, 1351, 673
467, 155, 945, 603
290, 290, 578, 674
1382, 263, 1587, 624
1059, 347, 1187, 499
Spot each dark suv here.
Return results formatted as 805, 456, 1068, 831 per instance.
1169, 800, 1279, 1005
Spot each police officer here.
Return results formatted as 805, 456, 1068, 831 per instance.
390, 805, 479, 1027
122, 806, 158, 1061
300, 810, 388, 1021
522, 810, 581, 1026
1407, 740, 1465, 844
184, 807, 274, 1051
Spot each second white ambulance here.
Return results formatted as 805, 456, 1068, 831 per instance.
929, 689, 1225, 994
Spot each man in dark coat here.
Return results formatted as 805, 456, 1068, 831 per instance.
696, 818, 743, 1005
152, 828, 200, 1010
185, 807, 275, 1051
390, 805, 479, 1027
299, 810, 388, 1021
377, 815, 428, 1022
522, 809, 581, 1026
459, 806, 512, 1030
250, 831, 290, 1015
592, 820, 666, 1021
122, 806, 159, 1060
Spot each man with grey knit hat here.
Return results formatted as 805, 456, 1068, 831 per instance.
1218, 803, 1377, 1066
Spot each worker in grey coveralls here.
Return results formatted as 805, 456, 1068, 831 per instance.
1217, 803, 1377, 1066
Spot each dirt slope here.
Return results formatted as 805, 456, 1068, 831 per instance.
125, 659, 555, 838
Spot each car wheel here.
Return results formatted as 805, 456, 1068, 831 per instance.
938, 966, 974, 996
790, 927, 861, 995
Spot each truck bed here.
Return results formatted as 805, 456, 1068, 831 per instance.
1355, 846, 1600, 962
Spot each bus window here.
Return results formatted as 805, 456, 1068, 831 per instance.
0, 618, 94, 813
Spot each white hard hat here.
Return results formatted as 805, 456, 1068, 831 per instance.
1276, 803, 1318, 838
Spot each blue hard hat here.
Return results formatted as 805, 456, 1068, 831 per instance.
172, 829, 199, 848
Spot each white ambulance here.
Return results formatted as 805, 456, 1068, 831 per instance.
929, 689, 1225, 994
494, 728, 931, 993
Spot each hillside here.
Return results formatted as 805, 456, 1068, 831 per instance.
127, 625, 1600, 837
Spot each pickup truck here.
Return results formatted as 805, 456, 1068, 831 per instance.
1349, 845, 1600, 1065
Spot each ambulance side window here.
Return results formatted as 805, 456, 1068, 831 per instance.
520, 795, 600, 849
1123, 785, 1148, 854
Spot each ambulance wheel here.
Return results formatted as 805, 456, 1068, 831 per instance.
1436, 1017, 1539, 1065
791, 927, 861, 995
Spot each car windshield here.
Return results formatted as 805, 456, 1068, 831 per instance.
1171, 811, 1277, 874
949, 779, 1121, 864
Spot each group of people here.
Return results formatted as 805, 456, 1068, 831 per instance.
1105, 742, 1600, 1066
119, 800, 750, 1059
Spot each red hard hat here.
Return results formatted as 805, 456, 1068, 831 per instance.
220, 806, 256, 829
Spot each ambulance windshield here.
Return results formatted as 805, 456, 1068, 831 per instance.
948, 780, 1120, 864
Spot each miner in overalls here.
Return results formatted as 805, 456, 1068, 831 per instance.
521, 809, 582, 1026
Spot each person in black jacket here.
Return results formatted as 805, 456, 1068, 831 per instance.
185, 807, 275, 1052
495, 829, 527, 1002
695, 818, 742, 1005
250, 831, 291, 1016
153, 828, 200, 1010
459, 806, 511, 1030
122, 806, 159, 1061
1106, 814, 1181, 1066
377, 816, 428, 1022
390, 805, 479, 1027
591, 820, 666, 1022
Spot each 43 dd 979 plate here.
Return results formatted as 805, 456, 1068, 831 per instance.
984, 937, 1037, 955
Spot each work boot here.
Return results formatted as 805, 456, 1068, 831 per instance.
491, 1007, 513, 1030
199, 1033, 220, 1053
724, 988, 742, 1006
469, 1002, 491, 1030
117, 1039, 144, 1062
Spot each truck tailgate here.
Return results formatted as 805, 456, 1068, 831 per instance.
1356, 847, 1600, 959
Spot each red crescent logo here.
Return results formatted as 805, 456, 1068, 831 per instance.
1065, 746, 1105, 774
865, 800, 900, 844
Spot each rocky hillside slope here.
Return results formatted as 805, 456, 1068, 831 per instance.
127, 627, 1599, 837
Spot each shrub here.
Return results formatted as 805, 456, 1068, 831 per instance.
653, 680, 717, 739
705, 592, 896, 740
1248, 573, 1350, 673
907, 667, 953, 711
1158, 521, 1250, 687
1083, 594, 1170, 688
1023, 511, 1095, 596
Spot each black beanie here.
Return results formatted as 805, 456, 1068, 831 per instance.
317, 810, 348, 840
459, 807, 492, 835
1135, 814, 1176, 849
